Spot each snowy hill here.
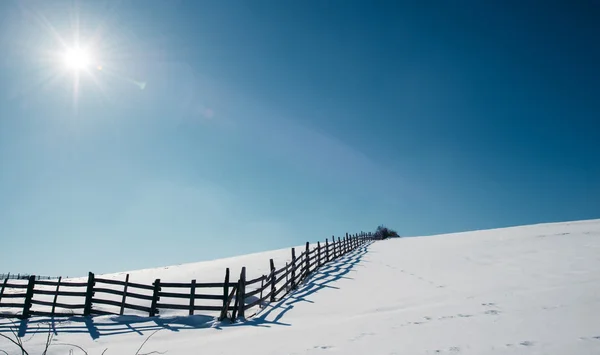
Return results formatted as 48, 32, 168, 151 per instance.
1, 219, 599, 354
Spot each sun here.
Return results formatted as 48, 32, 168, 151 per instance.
63, 47, 91, 71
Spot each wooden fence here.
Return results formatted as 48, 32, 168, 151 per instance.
0, 274, 64, 281
0, 232, 375, 321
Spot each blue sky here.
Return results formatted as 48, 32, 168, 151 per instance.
1, 0, 598, 276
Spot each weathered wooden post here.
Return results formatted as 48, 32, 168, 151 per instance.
22, 275, 36, 319
345, 233, 349, 254
332, 237, 336, 259
51, 276, 62, 316
150, 279, 161, 317
269, 259, 276, 302
83, 272, 95, 316
219, 268, 230, 321
0, 278, 8, 305
120, 274, 129, 315
304, 242, 310, 278
338, 237, 342, 256
189, 279, 197, 316
291, 248, 296, 289
317, 241, 321, 267
237, 267, 246, 319
325, 238, 330, 262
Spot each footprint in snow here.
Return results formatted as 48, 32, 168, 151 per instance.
485, 310, 501, 315
312, 345, 334, 350
520, 341, 534, 347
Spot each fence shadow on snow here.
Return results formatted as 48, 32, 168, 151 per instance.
0, 234, 377, 340
243, 242, 373, 328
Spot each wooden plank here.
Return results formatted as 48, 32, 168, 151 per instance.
122, 303, 151, 313
51, 276, 62, 316
189, 279, 196, 316
1, 283, 28, 289
125, 290, 153, 301
0, 293, 27, 298
326, 238, 330, 262
273, 265, 287, 276
94, 287, 125, 297
94, 301, 152, 313
120, 274, 129, 316
193, 293, 224, 300
28, 280, 58, 286
33, 289, 87, 297
31, 299, 84, 309
122, 281, 154, 291
94, 277, 127, 286
0, 302, 25, 308
92, 298, 122, 308
95, 278, 154, 291
158, 282, 192, 288
158, 291, 191, 299
30, 311, 77, 317
35, 280, 87, 287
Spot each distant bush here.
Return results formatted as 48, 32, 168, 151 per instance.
373, 225, 400, 239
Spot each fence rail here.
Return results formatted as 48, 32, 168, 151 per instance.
0, 232, 376, 322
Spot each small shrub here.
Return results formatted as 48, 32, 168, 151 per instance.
374, 225, 400, 239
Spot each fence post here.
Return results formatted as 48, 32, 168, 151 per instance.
120, 274, 129, 315
51, 276, 62, 316
337, 237, 342, 256
150, 279, 161, 317
237, 267, 246, 319
0, 278, 8, 304
21, 275, 36, 319
219, 268, 230, 321
291, 248, 296, 289
304, 242, 310, 278
83, 272, 95, 316
317, 241, 321, 267
189, 279, 197, 316
269, 259, 276, 301
325, 239, 330, 262
345, 233, 349, 254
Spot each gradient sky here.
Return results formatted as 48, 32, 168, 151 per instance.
1, 0, 598, 277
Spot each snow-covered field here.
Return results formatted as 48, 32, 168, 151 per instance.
1, 219, 599, 354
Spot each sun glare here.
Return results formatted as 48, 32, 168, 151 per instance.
64, 48, 91, 70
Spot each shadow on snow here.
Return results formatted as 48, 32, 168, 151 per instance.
0, 242, 373, 340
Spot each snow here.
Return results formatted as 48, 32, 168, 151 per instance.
2, 219, 600, 354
